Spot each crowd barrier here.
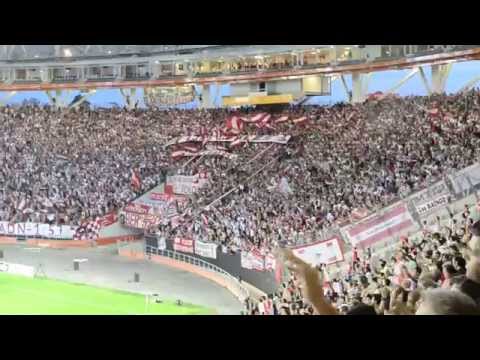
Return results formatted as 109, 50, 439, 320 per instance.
0, 234, 142, 249
145, 235, 278, 295
118, 242, 250, 302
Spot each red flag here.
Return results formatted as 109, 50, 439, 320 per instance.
131, 170, 142, 190
230, 137, 243, 148
242, 113, 268, 124
274, 115, 289, 124
293, 116, 308, 126
171, 150, 186, 160
225, 115, 244, 134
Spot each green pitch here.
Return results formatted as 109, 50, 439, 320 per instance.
0, 272, 212, 315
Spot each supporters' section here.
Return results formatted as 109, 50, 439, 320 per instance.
344, 203, 416, 248
4, 86, 480, 315
292, 237, 344, 266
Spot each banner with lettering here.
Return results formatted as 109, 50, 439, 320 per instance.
194, 240, 217, 259
173, 237, 194, 254
0, 222, 76, 239
408, 181, 451, 218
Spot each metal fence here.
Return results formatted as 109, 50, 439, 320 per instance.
145, 245, 250, 302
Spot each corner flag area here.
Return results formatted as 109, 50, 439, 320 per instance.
0, 272, 212, 315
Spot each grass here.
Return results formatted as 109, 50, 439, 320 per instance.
0, 272, 212, 315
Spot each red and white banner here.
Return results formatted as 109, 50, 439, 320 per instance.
98, 212, 117, 227
265, 253, 276, 271
292, 116, 308, 126
171, 149, 238, 160
122, 211, 161, 230
194, 239, 217, 259
241, 249, 265, 271
344, 203, 415, 248
351, 208, 370, 221
131, 170, 142, 190
291, 237, 344, 267
274, 115, 289, 124
124, 203, 152, 215
165, 135, 291, 147
241, 113, 268, 124
166, 174, 209, 195
173, 237, 194, 254
224, 115, 244, 135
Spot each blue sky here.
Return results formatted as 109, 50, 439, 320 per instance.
3, 60, 480, 108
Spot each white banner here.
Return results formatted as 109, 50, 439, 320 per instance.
240, 250, 265, 271
345, 203, 415, 248
0, 261, 35, 278
449, 163, 480, 194
241, 251, 253, 270
0, 222, 76, 239
157, 235, 167, 250
167, 174, 208, 195
165, 134, 291, 147
408, 181, 451, 217
291, 237, 344, 267
194, 240, 217, 259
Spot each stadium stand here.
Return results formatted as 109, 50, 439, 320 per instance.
3, 88, 480, 315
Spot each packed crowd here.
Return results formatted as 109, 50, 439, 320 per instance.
244, 204, 480, 315
0, 106, 170, 225
164, 90, 480, 256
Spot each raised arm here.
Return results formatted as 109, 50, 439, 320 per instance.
280, 249, 338, 315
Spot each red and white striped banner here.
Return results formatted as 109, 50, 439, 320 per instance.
291, 237, 344, 267
274, 115, 289, 124
292, 116, 308, 126
345, 203, 415, 248
166, 134, 291, 147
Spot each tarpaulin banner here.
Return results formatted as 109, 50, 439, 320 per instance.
171, 149, 238, 160
449, 163, 480, 195
165, 134, 291, 147
241, 251, 253, 270
0, 222, 76, 239
408, 180, 451, 217
167, 174, 209, 195
291, 237, 344, 267
194, 239, 217, 259
345, 203, 415, 248
173, 237, 194, 254
264, 253, 276, 271
121, 212, 161, 230
241, 249, 265, 271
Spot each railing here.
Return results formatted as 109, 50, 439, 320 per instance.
145, 245, 250, 302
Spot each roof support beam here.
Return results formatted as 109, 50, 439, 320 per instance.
69, 89, 96, 109
340, 75, 352, 102
418, 66, 432, 95
385, 67, 419, 94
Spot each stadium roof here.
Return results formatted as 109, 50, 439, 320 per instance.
0, 45, 219, 62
